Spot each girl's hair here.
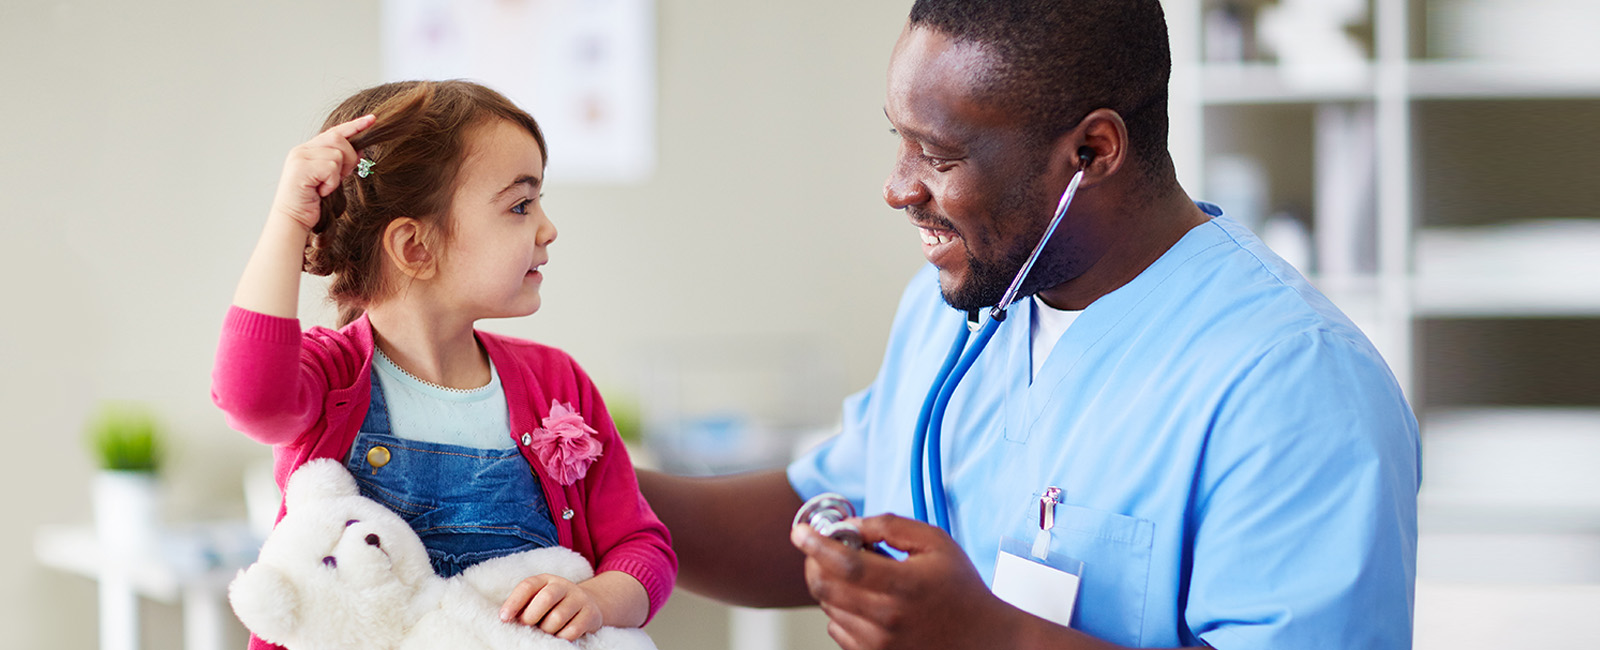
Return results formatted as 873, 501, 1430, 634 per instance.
304, 80, 547, 327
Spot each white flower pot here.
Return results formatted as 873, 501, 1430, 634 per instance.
93, 470, 161, 560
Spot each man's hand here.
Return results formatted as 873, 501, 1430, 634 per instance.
791, 513, 1024, 650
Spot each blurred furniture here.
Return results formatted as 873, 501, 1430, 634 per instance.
1415, 581, 1600, 648
34, 521, 258, 650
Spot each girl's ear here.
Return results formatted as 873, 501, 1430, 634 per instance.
381, 218, 438, 280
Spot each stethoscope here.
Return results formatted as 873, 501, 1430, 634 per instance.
792, 149, 1094, 548
909, 148, 1095, 535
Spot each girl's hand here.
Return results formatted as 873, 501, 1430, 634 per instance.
268, 114, 376, 232
499, 574, 605, 641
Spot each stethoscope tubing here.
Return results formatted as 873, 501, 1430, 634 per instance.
989, 166, 1087, 320
910, 320, 972, 526
910, 164, 1089, 535
923, 314, 1003, 532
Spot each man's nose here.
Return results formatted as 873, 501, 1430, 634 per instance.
884, 160, 929, 210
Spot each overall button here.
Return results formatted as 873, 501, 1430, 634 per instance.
367, 446, 391, 469
561, 509, 575, 520
521, 432, 533, 446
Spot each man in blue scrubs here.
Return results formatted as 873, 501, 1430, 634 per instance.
639, 1, 1420, 648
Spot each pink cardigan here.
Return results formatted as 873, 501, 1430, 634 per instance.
211, 306, 676, 623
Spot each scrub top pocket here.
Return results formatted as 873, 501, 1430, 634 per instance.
1014, 493, 1155, 646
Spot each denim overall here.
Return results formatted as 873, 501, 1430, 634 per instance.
345, 379, 560, 577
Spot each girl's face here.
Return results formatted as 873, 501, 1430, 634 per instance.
434, 119, 556, 320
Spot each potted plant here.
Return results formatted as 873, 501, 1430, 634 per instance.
86, 401, 165, 557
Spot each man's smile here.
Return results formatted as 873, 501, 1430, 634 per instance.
918, 226, 957, 246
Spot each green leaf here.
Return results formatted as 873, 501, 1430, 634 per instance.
85, 402, 163, 473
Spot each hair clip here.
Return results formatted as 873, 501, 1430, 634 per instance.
356, 158, 375, 179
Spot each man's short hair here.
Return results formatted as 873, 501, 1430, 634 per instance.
908, 0, 1172, 177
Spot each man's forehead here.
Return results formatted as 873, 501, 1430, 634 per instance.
887, 26, 1021, 145
890, 26, 997, 97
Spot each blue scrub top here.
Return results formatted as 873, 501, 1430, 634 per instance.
789, 212, 1420, 648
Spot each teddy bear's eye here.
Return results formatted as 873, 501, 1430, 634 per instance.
345, 519, 359, 527
322, 556, 337, 568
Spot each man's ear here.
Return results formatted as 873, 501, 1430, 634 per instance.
381, 217, 439, 281
1055, 107, 1127, 187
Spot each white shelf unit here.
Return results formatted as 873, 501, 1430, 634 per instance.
1195, 60, 1600, 104
1413, 220, 1600, 318
1165, 0, 1600, 544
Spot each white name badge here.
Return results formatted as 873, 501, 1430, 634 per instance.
992, 535, 1083, 628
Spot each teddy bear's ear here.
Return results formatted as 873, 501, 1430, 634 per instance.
284, 458, 360, 511
229, 564, 301, 645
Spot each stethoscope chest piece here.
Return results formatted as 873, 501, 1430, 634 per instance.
793, 492, 864, 550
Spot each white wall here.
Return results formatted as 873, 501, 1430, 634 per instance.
1, 0, 915, 647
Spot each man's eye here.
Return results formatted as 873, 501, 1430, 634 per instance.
924, 154, 957, 170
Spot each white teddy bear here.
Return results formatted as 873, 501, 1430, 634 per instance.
229, 459, 658, 650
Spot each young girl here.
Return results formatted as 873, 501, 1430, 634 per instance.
211, 81, 674, 647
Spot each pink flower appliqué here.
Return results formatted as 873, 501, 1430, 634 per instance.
527, 400, 604, 485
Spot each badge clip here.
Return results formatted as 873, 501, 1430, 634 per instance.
1039, 486, 1062, 531
1033, 486, 1062, 559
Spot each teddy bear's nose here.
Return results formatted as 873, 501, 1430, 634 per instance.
365, 534, 380, 547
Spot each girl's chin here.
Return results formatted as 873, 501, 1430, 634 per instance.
512, 294, 542, 317
477, 295, 540, 321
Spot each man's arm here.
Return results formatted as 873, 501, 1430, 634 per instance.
636, 468, 814, 607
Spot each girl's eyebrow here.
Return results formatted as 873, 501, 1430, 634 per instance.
492, 175, 542, 202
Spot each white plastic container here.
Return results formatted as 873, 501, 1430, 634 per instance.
93, 470, 161, 560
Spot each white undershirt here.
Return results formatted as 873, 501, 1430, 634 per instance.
1029, 295, 1082, 382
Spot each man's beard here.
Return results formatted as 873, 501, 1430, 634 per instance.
940, 234, 1033, 311
931, 180, 1076, 312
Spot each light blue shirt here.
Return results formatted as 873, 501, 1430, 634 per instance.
372, 349, 514, 449
789, 212, 1420, 648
